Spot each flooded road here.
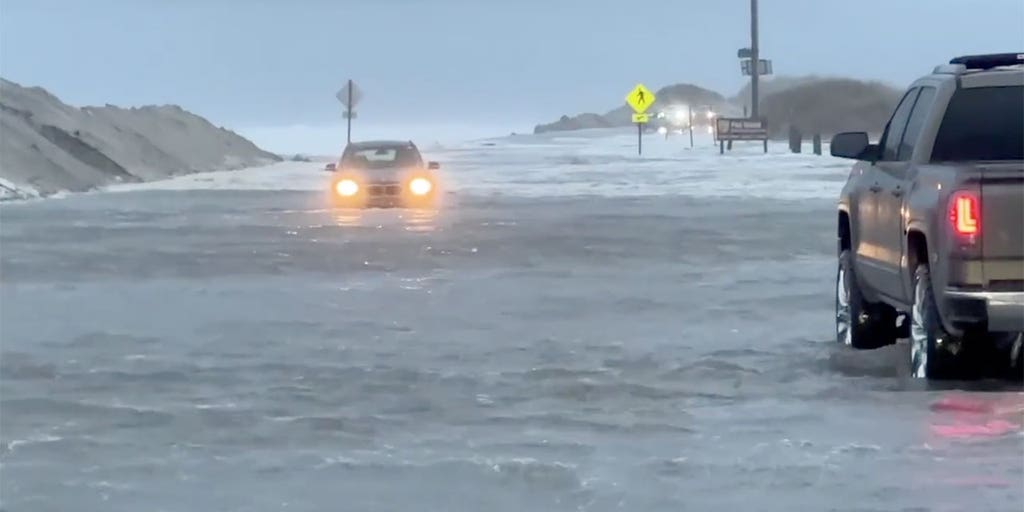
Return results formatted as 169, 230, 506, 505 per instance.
2, 134, 1021, 511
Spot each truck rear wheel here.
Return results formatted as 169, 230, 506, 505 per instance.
909, 264, 962, 379
836, 250, 898, 349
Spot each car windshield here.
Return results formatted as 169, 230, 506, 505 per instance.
343, 146, 422, 169
932, 85, 1024, 161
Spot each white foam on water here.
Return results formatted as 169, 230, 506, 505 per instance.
0, 176, 42, 200
104, 129, 850, 201
6, 433, 63, 451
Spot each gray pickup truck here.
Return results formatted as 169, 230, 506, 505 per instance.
830, 53, 1023, 380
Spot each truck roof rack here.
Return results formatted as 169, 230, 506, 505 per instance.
948, 53, 1024, 70
933, 64, 968, 75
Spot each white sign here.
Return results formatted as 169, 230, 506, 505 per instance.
716, 117, 768, 141
740, 59, 773, 77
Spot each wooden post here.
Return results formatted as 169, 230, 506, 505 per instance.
789, 125, 802, 153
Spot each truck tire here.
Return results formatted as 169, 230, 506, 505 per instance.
836, 250, 897, 349
909, 264, 961, 379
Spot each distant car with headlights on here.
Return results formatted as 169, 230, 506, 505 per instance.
325, 140, 440, 208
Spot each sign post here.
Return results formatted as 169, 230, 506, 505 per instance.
625, 83, 655, 156
336, 80, 363, 144
638, 121, 642, 155
632, 113, 650, 155
687, 104, 694, 149
750, 0, 760, 118
741, 0, 770, 118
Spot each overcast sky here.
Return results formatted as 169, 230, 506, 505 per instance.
3, 0, 1023, 134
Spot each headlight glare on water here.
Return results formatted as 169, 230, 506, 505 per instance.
409, 177, 432, 196
335, 179, 359, 197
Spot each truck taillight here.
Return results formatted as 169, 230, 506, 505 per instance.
949, 191, 980, 236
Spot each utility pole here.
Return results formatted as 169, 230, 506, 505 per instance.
750, 0, 760, 119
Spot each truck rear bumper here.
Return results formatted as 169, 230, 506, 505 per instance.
944, 290, 1024, 332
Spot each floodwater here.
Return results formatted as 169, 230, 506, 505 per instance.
2, 132, 1021, 511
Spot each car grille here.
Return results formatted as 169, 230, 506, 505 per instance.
367, 184, 401, 196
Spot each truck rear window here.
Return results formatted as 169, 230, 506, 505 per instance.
931, 85, 1023, 162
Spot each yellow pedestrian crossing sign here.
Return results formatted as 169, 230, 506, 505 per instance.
632, 113, 649, 123
625, 83, 655, 114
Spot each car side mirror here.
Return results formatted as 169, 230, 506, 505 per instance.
830, 132, 878, 161
427, 161, 440, 170
324, 163, 336, 172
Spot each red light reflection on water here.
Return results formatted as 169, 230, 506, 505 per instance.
921, 393, 1023, 490
928, 393, 1023, 439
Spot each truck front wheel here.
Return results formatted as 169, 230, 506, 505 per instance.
836, 250, 898, 349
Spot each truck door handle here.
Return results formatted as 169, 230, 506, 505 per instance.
869, 183, 882, 193
891, 187, 903, 198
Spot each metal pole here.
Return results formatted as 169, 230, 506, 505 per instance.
346, 79, 353, 144
750, 0, 760, 119
688, 105, 694, 149
638, 123, 642, 155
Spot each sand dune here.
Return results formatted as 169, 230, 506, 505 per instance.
0, 79, 281, 199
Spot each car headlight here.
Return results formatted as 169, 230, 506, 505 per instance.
409, 177, 432, 196
335, 179, 359, 196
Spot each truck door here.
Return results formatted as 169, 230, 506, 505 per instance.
858, 88, 920, 298
876, 87, 937, 303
